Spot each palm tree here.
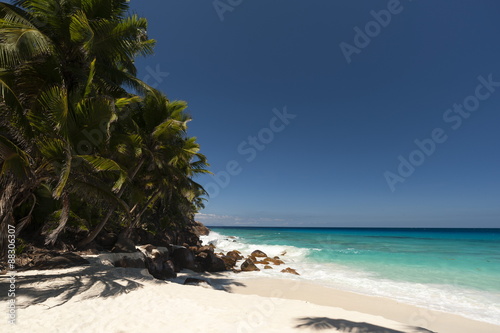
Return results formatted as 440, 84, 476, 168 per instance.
0, 0, 155, 249
1, 0, 155, 95
78, 90, 210, 247
1, 0, 209, 253
1, 61, 133, 247
127, 92, 210, 231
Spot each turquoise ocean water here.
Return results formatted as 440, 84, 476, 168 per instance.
201, 227, 500, 325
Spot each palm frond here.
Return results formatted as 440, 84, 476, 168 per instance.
0, 135, 31, 180
0, 3, 52, 68
76, 154, 128, 192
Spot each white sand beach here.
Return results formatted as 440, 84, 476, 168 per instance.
1, 255, 499, 333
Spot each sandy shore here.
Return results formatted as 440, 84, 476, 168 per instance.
229, 278, 500, 333
1, 256, 499, 333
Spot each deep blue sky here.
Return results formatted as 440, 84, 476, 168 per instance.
130, 0, 500, 227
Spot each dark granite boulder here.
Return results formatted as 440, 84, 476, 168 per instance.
197, 245, 216, 254
172, 247, 202, 272
226, 250, 244, 260
254, 260, 270, 265
268, 258, 285, 265
136, 244, 176, 279
196, 251, 226, 272
281, 267, 299, 275
113, 256, 145, 269
251, 250, 267, 258
191, 221, 210, 236
241, 258, 260, 272
220, 255, 237, 270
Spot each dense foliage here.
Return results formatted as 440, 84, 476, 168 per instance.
0, 0, 209, 252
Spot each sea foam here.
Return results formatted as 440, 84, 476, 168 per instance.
201, 229, 500, 325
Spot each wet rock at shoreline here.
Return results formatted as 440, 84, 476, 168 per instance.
196, 244, 216, 254
220, 255, 237, 270
190, 221, 210, 237
281, 267, 299, 275
226, 250, 244, 260
241, 258, 260, 271
268, 258, 285, 265
251, 250, 267, 258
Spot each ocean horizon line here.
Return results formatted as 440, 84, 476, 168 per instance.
207, 226, 500, 230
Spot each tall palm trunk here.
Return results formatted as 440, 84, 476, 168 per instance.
44, 192, 70, 246
127, 189, 161, 233
77, 157, 145, 248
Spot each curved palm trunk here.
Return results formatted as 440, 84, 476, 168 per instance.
126, 189, 161, 235
44, 192, 70, 246
77, 205, 115, 248
77, 158, 145, 248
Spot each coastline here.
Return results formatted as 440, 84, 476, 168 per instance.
1, 256, 499, 333
202, 228, 500, 326
228, 277, 500, 333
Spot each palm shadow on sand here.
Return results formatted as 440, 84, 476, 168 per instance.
172, 270, 246, 291
3, 265, 147, 309
295, 317, 437, 333
1, 262, 245, 309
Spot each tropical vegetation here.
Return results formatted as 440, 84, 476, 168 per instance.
0, 0, 209, 254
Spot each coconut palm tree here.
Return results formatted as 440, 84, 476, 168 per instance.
1, 0, 154, 94
1, 0, 209, 252
1, 60, 133, 248
78, 90, 210, 247
0, 0, 155, 249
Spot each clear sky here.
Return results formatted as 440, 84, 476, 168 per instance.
130, 0, 500, 228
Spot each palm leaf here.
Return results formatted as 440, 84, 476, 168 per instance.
37, 85, 70, 135
76, 155, 128, 192
0, 135, 31, 180
68, 177, 130, 215
0, 3, 52, 68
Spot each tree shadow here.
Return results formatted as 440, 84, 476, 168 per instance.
173, 270, 247, 291
0, 261, 247, 309
295, 317, 437, 333
1, 264, 148, 309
